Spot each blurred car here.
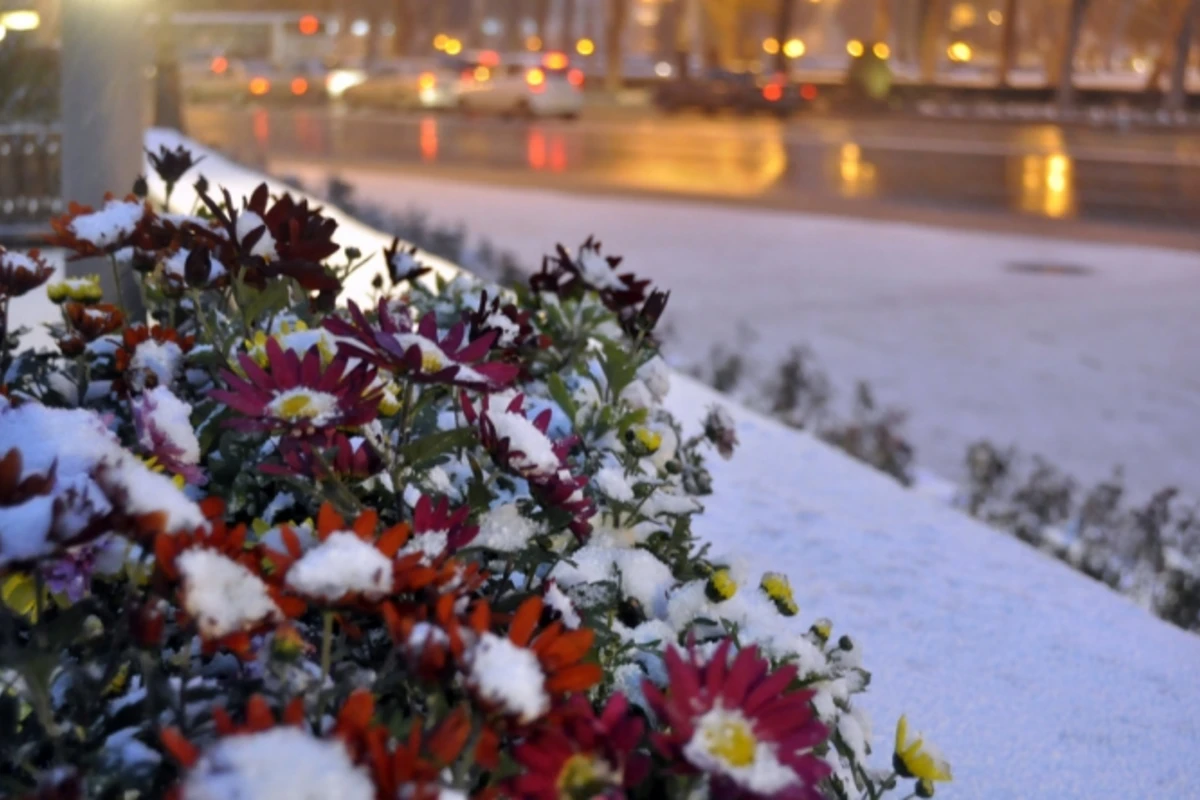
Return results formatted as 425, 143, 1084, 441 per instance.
182, 54, 251, 104
341, 57, 464, 111
242, 60, 329, 105
653, 69, 817, 116
456, 53, 584, 119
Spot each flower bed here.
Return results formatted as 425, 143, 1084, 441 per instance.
0, 148, 951, 799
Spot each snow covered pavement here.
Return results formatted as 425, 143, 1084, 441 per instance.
668, 374, 1200, 798
276, 163, 1200, 501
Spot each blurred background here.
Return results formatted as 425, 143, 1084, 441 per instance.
1, 0, 1197, 503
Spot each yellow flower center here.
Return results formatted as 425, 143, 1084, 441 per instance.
701, 713, 758, 768
634, 428, 662, 453
707, 568, 738, 601
760, 572, 798, 616
421, 350, 444, 373
268, 389, 338, 424
556, 753, 614, 799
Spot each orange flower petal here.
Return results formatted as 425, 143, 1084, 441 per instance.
279, 524, 302, 558
530, 621, 564, 656
317, 502, 344, 538
282, 697, 305, 727
376, 522, 411, 557
352, 508, 379, 539
509, 596, 543, 647
159, 727, 199, 767
338, 689, 376, 732
538, 628, 595, 671
199, 496, 225, 520
212, 706, 235, 735
246, 695, 275, 731
544, 662, 603, 694
428, 707, 470, 765
468, 600, 491, 635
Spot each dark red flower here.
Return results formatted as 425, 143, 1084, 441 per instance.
261, 431, 382, 480
643, 640, 831, 800
47, 195, 151, 259
408, 493, 479, 559
509, 693, 649, 800
210, 337, 381, 436
64, 302, 124, 342
383, 237, 432, 286
463, 289, 542, 359
0, 248, 54, 298
325, 299, 519, 389
146, 144, 204, 187
113, 324, 195, 393
461, 392, 594, 538
531, 237, 651, 313
195, 182, 341, 292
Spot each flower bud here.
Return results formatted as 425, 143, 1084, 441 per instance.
132, 174, 149, 199
705, 568, 738, 603
810, 618, 832, 643
184, 246, 213, 288
760, 572, 798, 616
917, 779, 936, 798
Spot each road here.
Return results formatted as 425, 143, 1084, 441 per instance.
185, 104, 1200, 239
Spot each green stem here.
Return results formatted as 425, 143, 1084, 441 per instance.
316, 611, 335, 723
108, 254, 128, 319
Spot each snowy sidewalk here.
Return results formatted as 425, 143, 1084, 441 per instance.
669, 374, 1200, 798
275, 162, 1200, 500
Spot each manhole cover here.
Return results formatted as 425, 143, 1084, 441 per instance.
1006, 261, 1093, 277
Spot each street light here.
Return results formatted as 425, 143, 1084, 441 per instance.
873, 42, 890, 59
763, 37, 780, 55
0, 10, 39, 31
576, 38, 595, 56
846, 40, 864, 57
947, 41, 972, 62
782, 39, 805, 59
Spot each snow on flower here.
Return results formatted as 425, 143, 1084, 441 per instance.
181, 727, 374, 800
129, 339, 184, 392
483, 407, 561, 476
67, 199, 146, 250
466, 632, 550, 723
550, 543, 676, 618
543, 580, 581, 629
594, 465, 635, 502
235, 210, 279, 260
177, 549, 282, 640
134, 386, 201, 475
285, 532, 394, 602
473, 503, 539, 552
893, 715, 953, 784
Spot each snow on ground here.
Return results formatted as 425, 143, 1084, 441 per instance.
276, 163, 1200, 500
667, 373, 1200, 798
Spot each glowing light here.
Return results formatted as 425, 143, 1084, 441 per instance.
479, 50, 500, 66
783, 38, 806, 59
1132, 57, 1148, 74
763, 83, 783, 102
0, 27, 7, 44
873, 42, 890, 59
433, 33, 449, 50
290, 77, 309, 96
839, 142, 877, 197
800, 83, 818, 101
763, 37, 780, 55
350, 19, 369, 37
474, 65, 491, 82
526, 34, 543, 51
0, 11, 39, 31
326, 69, 367, 97
576, 38, 595, 56
526, 67, 546, 87
654, 61, 672, 78
528, 130, 547, 170
248, 77, 271, 96
947, 41, 973, 62
211, 56, 229, 75
543, 51, 569, 70
444, 38, 463, 55
567, 68, 585, 87
949, 3, 977, 29
847, 40, 864, 57
988, 10, 1004, 25
418, 72, 437, 91
1018, 153, 1074, 219
298, 14, 320, 36
420, 118, 439, 162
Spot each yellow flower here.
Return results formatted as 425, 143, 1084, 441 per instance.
47, 275, 103, 305
760, 572, 799, 616
378, 383, 402, 416
810, 617, 832, 642
1, 572, 41, 622
102, 663, 132, 697
705, 568, 738, 602
141, 456, 185, 489
894, 715, 952, 783
633, 427, 662, 454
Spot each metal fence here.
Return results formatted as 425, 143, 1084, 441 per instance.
0, 124, 62, 240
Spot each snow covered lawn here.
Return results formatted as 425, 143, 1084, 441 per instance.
274, 162, 1200, 500
669, 374, 1200, 797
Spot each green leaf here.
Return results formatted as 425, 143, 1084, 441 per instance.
546, 373, 577, 425
240, 278, 295, 327
600, 338, 637, 397
401, 427, 476, 468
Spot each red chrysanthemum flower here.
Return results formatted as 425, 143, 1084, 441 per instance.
161, 692, 379, 800
509, 693, 649, 800
461, 392, 595, 538
400, 494, 480, 564
154, 498, 305, 658
530, 237, 651, 314
643, 640, 831, 800
64, 302, 124, 342
113, 323, 195, 393
210, 338, 381, 436
463, 595, 602, 725
325, 299, 519, 389
47, 195, 151, 259
0, 247, 54, 298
